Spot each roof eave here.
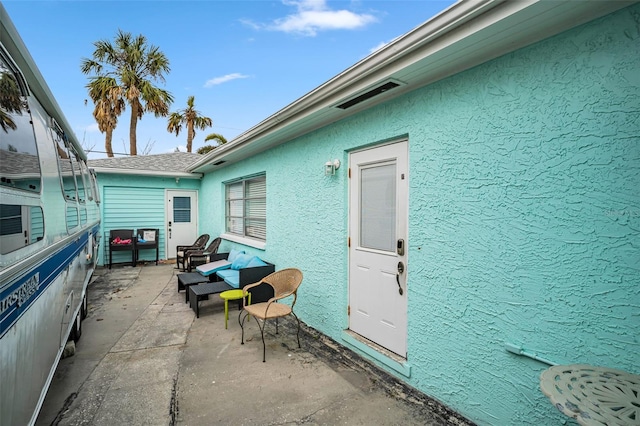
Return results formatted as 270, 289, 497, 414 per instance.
190, 0, 634, 174
91, 168, 202, 179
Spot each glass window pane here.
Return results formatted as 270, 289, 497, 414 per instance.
245, 177, 265, 198
173, 196, 191, 209
71, 153, 86, 203
1, 217, 22, 234
360, 163, 396, 251
174, 210, 191, 223
245, 218, 266, 240
54, 133, 78, 202
228, 199, 243, 217
29, 206, 44, 243
173, 196, 191, 223
0, 53, 41, 193
227, 182, 243, 200
80, 160, 93, 200
227, 216, 243, 234
66, 205, 78, 229
0, 204, 44, 254
225, 175, 266, 241
246, 199, 265, 218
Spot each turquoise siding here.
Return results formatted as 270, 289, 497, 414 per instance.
200, 6, 640, 425
29, 206, 43, 244
96, 174, 200, 266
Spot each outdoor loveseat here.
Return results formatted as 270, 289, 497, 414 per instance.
185, 250, 275, 317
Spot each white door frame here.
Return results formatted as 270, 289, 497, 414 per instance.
165, 189, 199, 259
348, 140, 409, 357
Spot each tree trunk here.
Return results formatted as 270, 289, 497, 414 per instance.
186, 121, 195, 153
129, 103, 138, 156
105, 128, 114, 157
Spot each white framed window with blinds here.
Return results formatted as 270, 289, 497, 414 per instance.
225, 174, 266, 241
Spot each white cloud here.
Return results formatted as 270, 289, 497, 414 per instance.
204, 73, 250, 88
245, 0, 377, 37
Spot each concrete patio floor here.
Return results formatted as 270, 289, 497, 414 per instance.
36, 262, 473, 426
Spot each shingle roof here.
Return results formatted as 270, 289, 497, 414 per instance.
0, 149, 41, 176
88, 152, 202, 175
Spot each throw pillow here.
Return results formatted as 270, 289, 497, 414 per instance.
227, 248, 244, 262
231, 253, 253, 270
246, 256, 268, 268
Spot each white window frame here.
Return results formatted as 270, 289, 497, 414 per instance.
224, 174, 266, 246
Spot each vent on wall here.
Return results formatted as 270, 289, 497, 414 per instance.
335, 81, 401, 110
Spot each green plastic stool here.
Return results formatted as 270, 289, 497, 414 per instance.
219, 289, 251, 329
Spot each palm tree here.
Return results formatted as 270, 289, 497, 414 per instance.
204, 133, 227, 145
167, 96, 213, 153
86, 77, 124, 157
81, 30, 173, 156
197, 133, 228, 154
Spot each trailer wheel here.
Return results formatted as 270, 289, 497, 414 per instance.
71, 312, 82, 342
81, 292, 88, 319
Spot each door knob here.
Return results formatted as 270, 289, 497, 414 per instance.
396, 261, 404, 295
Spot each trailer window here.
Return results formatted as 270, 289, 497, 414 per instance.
0, 51, 41, 193
53, 129, 80, 231
0, 204, 45, 254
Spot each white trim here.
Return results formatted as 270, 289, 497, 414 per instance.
341, 331, 411, 377
91, 168, 202, 179
221, 233, 266, 251
165, 189, 199, 258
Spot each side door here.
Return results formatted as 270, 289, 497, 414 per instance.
348, 140, 408, 357
166, 190, 198, 258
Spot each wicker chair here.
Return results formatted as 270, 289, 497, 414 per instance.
185, 237, 222, 271
176, 234, 209, 270
239, 268, 303, 362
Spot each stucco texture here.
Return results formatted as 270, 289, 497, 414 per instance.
199, 5, 639, 425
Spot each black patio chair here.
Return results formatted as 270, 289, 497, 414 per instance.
136, 228, 159, 265
176, 234, 210, 270
109, 229, 135, 269
186, 237, 222, 272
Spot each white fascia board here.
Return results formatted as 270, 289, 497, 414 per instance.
91, 168, 202, 179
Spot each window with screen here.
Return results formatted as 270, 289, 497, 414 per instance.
173, 196, 191, 223
225, 174, 266, 241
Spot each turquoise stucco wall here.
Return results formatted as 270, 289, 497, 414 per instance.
200, 6, 639, 425
96, 174, 200, 265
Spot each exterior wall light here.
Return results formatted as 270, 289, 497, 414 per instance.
324, 159, 341, 176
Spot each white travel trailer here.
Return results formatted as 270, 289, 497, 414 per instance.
0, 4, 101, 425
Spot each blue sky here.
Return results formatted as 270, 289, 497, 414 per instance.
4, 0, 456, 158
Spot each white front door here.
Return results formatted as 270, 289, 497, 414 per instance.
348, 140, 408, 357
166, 190, 198, 258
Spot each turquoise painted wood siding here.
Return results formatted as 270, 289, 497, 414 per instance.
103, 186, 165, 265
95, 174, 200, 266
199, 6, 640, 425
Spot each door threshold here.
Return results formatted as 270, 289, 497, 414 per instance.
341, 330, 411, 377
